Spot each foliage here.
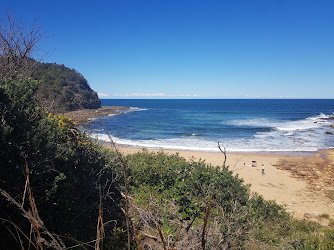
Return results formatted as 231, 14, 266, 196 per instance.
1, 79, 333, 249
123, 150, 334, 249
1, 11, 100, 113
0, 78, 122, 248
33, 62, 101, 112
126, 149, 189, 191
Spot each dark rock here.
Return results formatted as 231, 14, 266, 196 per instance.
63, 106, 131, 125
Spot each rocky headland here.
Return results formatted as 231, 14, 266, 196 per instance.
62, 106, 131, 125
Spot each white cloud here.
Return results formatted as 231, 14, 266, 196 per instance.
98, 92, 109, 97
177, 94, 199, 97
169, 94, 200, 98
117, 93, 167, 97
113, 93, 200, 98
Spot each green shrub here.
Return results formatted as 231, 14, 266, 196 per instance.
33, 62, 101, 112
1, 79, 333, 249
0, 79, 123, 248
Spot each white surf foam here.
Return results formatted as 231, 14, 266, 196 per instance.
130, 107, 149, 111
85, 113, 334, 153
88, 131, 321, 153
223, 118, 276, 128
225, 114, 331, 132
275, 115, 330, 132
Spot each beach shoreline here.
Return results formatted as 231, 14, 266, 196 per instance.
70, 103, 334, 224
103, 141, 322, 157
104, 143, 334, 224
73, 100, 334, 153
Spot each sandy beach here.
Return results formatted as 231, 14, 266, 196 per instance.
113, 146, 334, 225
67, 104, 334, 225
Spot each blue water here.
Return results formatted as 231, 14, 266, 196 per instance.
81, 99, 334, 152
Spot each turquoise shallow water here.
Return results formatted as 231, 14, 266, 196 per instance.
81, 99, 334, 152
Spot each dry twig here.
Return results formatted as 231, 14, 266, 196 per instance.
0, 171, 66, 249
202, 196, 214, 250
218, 142, 227, 167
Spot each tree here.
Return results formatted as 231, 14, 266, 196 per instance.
0, 10, 44, 81
0, 79, 124, 248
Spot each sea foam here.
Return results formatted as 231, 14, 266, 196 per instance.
82, 99, 334, 153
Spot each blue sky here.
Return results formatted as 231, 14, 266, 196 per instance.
2, 0, 334, 98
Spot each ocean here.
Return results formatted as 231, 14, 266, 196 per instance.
80, 99, 334, 153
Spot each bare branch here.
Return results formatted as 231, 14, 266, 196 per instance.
218, 141, 227, 167
232, 154, 246, 173
0, 10, 45, 81
95, 184, 104, 250
202, 196, 214, 250
0, 160, 66, 249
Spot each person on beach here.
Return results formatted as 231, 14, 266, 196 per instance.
262, 164, 265, 175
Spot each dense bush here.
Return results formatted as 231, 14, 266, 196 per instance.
124, 150, 334, 249
1, 79, 333, 249
0, 79, 122, 248
33, 62, 101, 112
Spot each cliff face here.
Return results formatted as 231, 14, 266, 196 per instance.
33, 62, 101, 112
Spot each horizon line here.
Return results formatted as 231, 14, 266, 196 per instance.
99, 98, 334, 100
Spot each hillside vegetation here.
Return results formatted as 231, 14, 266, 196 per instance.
1, 78, 334, 249
1, 12, 99, 113
0, 79, 122, 248
33, 62, 101, 112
